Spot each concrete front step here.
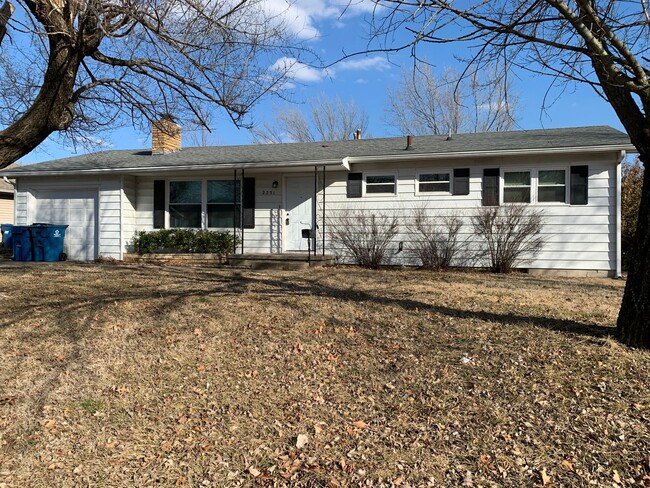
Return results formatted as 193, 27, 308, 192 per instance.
228, 253, 335, 270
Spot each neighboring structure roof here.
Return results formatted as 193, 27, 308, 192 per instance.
0, 163, 17, 192
0, 126, 635, 177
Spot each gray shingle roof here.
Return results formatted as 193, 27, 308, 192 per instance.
2, 126, 634, 176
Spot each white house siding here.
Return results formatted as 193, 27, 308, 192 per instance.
318, 151, 619, 273
15, 176, 123, 260
134, 173, 284, 253
121, 176, 137, 255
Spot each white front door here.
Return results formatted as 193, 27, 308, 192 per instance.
285, 176, 314, 251
31, 189, 98, 261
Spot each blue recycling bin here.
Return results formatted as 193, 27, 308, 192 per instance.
31, 224, 69, 262
1, 224, 13, 249
12, 226, 33, 261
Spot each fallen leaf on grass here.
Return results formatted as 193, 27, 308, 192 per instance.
352, 420, 368, 430
613, 470, 621, 484
540, 468, 551, 486
296, 434, 308, 449
249, 467, 261, 477
561, 460, 573, 471
314, 422, 325, 435
43, 419, 56, 429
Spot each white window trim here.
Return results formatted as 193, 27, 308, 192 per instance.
168, 178, 203, 229
363, 171, 398, 197
501, 169, 533, 204
535, 168, 569, 206
166, 177, 243, 230
206, 179, 242, 230
415, 169, 452, 196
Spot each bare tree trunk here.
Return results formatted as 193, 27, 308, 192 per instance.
0, 1, 12, 46
617, 152, 650, 348
0, 36, 81, 165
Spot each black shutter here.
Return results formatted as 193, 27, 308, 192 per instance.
570, 165, 588, 205
243, 177, 255, 228
482, 168, 500, 206
153, 180, 165, 229
347, 172, 362, 198
453, 168, 470, 195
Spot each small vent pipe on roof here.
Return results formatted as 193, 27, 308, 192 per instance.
405, 135, 414, 150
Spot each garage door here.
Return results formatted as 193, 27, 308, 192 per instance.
31, 189, 98, 261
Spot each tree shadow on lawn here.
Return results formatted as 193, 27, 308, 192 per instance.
0, 265, 616, 443
0, 265, 617, 343
126, 266, 621, 339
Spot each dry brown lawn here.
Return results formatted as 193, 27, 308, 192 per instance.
0, 264, 648, 487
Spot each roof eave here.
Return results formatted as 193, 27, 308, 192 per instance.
1, 142, 636, 177
0, 158, 348, 178
345, 143, 637, 164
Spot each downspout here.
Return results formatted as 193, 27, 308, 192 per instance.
119, 175, 124, 261
313, 165, 317, 256
616, 150, 625, 279
322, 165, 326, 256
233, 169, 237, 254
240, 168, 245, 254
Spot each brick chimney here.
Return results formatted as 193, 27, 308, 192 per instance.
151, 115, 181, 155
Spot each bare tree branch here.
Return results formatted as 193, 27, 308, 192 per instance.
0, 0, 313, 164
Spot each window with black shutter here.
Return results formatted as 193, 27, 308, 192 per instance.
153, 180, 166, 228
482, 168, 500, 206
347, 172, 362, 198
570, 165, 588, 205
453, 168, 470, 195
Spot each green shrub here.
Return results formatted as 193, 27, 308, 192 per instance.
132, 229, 237, 255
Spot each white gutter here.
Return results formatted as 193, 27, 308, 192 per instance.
616, 150, 625, 278
344, 144, 637, 165
0, 143, 636, 178
0, 158, 349, 178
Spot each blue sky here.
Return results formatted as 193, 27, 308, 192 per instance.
17, 0, 624, 165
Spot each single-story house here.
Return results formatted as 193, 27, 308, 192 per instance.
0, 123, 635, 276
0, 164, 16, 224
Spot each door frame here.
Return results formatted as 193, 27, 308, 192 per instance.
282, 173, 315, 252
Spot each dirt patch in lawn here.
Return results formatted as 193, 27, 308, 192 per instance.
0, 264, 648, 487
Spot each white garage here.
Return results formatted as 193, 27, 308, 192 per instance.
30, 188, 98, 261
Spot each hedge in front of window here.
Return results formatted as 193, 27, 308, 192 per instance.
132, 229, 238, 255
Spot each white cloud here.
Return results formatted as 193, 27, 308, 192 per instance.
355, 78, 368, 84
338, 56, 391, 72
263, 0, 320, 40
270, 57, 330, 82
269, 54, 390, 87
261, 0, 378, 40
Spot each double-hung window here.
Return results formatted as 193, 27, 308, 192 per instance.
418, 172, 450, 193
365, 174, 396, 194
207, 180, 240, 228
538, 170, 566, 203
503, 171, 531, 203
169, 181, 202, 228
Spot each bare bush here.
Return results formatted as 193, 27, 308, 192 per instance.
408, 207, 465, 269
472, 205, 546, 273
329, 210, 399, 268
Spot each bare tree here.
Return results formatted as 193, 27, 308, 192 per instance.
328, 209, 399, 268
386, 65, 517, 135
251, 94, 369, 143
622, 158, 644, 269
366, 0, 650, 348
408, 206, 465, 269
0, 0, 310, 164
0, 1, 12, 45
472, 205, 546, 274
